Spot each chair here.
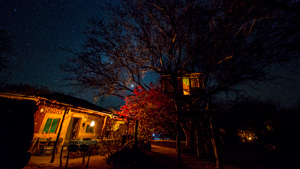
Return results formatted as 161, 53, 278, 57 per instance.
29, 138, 39, 154
36, 137, 51, 156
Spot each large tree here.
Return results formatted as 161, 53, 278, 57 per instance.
64, 0, 299, 99
64, 0, 299, 167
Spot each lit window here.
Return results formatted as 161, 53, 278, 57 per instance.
43, 118, 60, 133
182, 77, 190, 95
86, 121, 95, 133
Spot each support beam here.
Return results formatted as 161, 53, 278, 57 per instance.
50, 108, 69, 163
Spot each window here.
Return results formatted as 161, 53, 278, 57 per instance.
86, 121, 95, 133
43, 118, 60, 133
182, 77, 190, 95
190, 78, 200, 88
86, 125, 94, 133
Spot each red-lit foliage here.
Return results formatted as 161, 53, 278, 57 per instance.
117, 84, 176, 136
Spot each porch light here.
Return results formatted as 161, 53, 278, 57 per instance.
90, 121, 95, 127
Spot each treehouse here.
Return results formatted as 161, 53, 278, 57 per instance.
161, 73, 205, 96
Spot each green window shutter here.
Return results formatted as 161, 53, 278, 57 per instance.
86, 125, 90, 132
49, 119, 59, 133
43, 118, 52, 133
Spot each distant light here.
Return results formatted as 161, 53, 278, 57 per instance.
152, 134, 155, 137
90, 121, 95, 127
248, 137, 252, 141
131, 84, 134, 88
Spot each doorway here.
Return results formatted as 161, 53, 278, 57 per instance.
65, 117, 81, 143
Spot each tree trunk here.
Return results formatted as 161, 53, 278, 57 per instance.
180, 121, 194, 150
176, 122, 182, 169
207, 100, 223, 169
210, 123, 220, 168
196, 128, 201, 158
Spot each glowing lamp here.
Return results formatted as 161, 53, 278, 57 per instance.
90, 121, 95, 127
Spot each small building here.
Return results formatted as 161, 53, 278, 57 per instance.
161, 73, 205, 96
0, 92, 127, 156
161, 72, 206, 113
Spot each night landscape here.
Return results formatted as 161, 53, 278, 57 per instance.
1, 0, 300, 169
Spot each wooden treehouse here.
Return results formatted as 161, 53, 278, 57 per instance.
161, 73, 205, 96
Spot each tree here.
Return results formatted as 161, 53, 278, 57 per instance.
64, 0, 299, 99
64, 0, 300, 167
117, 84, 176, 138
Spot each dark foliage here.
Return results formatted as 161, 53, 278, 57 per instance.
214, 97, 300, 155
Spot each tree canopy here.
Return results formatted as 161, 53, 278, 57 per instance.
117, 84, 176, 136
64, 0, 300, 100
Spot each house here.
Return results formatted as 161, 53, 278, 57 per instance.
0, 92, 127, 156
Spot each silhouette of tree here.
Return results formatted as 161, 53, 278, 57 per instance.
64, 0, 300, 167
64, 0, 299, 100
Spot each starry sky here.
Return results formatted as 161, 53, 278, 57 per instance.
0, 0, 123, 108
1, 0, 300, 109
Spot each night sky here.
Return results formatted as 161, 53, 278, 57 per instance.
1, 0, 300, 109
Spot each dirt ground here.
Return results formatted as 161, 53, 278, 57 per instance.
23, 145, 216, 169
24, 141, 298, 169
23, 144, 233, 169
23, 149, 113, 169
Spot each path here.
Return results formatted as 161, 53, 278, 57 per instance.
150, 144, 242, 169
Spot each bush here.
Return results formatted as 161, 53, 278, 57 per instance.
106, 141, 150, 168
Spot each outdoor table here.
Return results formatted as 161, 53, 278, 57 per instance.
60, 139, 98, 168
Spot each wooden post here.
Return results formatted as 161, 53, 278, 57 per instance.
100, 116, 108, 140
50, 108, 69, 163
133, 119, 139, 158
134, 120, 138, 146
126, 122, 129, 142
59, 145, 64, 167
